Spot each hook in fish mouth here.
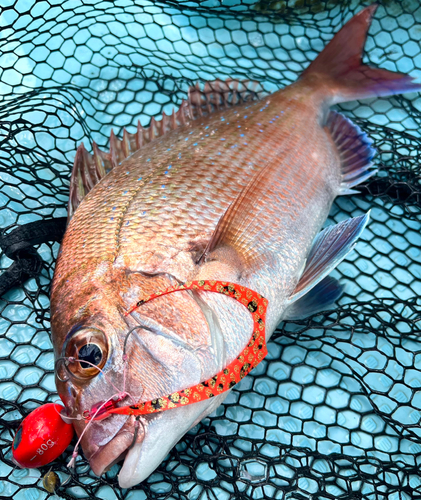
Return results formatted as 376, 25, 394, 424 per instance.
87, 414, 145, 476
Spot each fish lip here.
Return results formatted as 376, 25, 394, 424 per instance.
87, 415, 144, 476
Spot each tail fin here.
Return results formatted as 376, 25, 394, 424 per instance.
301, 5, 421, 103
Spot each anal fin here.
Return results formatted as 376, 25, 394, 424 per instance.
283, 276, 344, 320
326, 111, 377, 195
288, 212, 370, 304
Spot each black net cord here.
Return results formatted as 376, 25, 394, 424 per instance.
0, 218, 66, 298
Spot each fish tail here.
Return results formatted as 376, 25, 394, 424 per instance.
300, 5, 421, 103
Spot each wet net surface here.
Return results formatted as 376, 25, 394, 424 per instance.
0, 0, 421, 498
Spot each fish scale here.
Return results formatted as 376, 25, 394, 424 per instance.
56, 91, 326, 287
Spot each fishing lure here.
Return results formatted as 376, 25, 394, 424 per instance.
13, 281, 267, 469
86, 280, 268, 420
12, 403, 73, 468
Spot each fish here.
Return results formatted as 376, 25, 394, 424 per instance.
50, 5, 421, 488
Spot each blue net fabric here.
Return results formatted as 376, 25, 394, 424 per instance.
0, 0, 421, 498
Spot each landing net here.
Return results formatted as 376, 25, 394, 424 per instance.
0, 1, 421, 499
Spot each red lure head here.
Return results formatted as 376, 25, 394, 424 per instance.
12, 404, 74, 468
85, 280, 268, 422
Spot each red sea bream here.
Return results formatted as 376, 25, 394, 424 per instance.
50, 6, 421, 488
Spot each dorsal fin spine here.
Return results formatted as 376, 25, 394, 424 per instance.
170, 109, 177, 130
136, 121, 143, 150
68, 79, 265, 218
122, 129, 130, 157
149, 116, 157, 141
109, 129, 118, 170
162, 111, 169, 134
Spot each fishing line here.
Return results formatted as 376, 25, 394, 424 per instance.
67, 392, 127, 469
55, 356, 135, 405
52, 391, 134, 470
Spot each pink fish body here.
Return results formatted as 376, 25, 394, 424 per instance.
50, 6, 421, 487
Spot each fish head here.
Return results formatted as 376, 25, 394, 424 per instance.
51, 266, 230, 486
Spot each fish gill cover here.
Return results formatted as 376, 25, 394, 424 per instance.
0, 0, 420, 498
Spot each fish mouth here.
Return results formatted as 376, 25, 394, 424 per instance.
87, 415, 145, 476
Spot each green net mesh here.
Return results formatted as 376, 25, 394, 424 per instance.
1, 0, 421, 498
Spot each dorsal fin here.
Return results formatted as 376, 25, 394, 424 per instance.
68, 108, 190, 220
188, 79, 263, 118
68, 80, 265, 219
326, 110, 377, 195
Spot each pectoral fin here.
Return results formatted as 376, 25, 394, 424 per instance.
198, 165, 270, 266
283, 276, 344, 320
288, 212, 370, 305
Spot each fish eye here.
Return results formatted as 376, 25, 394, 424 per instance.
78, 343, 103, 369
63, 328, 108, 380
